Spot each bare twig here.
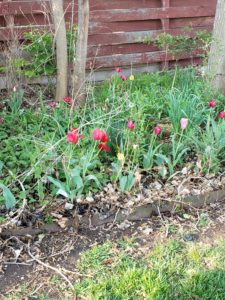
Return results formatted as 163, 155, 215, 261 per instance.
27, 241, 75, 290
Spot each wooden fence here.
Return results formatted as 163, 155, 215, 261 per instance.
0, 0, 217, 83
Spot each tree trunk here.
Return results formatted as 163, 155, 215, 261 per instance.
207, 0, 225, 91
51, 0, 68, 101
72, 0, 89, 106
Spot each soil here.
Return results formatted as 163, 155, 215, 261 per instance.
0, 196, 225, 298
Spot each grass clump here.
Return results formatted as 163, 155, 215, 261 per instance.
75, 239, 225, 300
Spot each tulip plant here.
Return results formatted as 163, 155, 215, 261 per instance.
0, 67, 224, 208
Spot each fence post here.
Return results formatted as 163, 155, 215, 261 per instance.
161, 0, 170, 69
3, 0, 20, 90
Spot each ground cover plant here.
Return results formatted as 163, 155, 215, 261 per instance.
0, 67, 225, 215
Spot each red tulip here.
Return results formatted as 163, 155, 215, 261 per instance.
154, 126, 162, 136
64, 96, 72, 104
100, 132, 109, 143
121, 75, 127, 81
98, 143, 110, 152
92, 128, 104, 140
93, 128, 110, 152
218, 112, 225, 118
67, 128, 84, 144
208, 99, 216, 107
127, 120, 135, 130
116, 67, 122, 73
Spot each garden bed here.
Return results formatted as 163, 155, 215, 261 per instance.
0, 67, 225, 247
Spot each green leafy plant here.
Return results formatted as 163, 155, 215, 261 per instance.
4, 26, 77, 78
157, 135, 189, 176
167, 89, 207, 134
0, 183, 16, 209
7, 88, 24, 113
48, 154, 102, 201
144, 30, 212, 57
143, 135, 161, 171
192, 117, 225, 173
119, 172, 135, 192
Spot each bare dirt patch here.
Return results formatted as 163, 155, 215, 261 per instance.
1, 195, 225, 298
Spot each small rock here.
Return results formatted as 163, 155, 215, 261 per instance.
107, 183, 115, 193
178, 188, 190, 196
86, 196, 94, 203
65, 203, 74, 210
153, 181, 162, 190
51, 212, 63, 219
126, 200, 135, 207
192, 189, 201, 195
57, 217, 69, 229
76, 198, 83, 204
171, 180, 179, 186
183, 233, 198, 242
181, 167, 188, 175
142, 227, 153, 235
167, 187, 174, 195
117, 220, 131, 230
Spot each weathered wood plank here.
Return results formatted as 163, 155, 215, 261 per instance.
1, 0, 163, 16
87, 49, 204, 68
88, 27, 212, 46
170, 0, 217, 7
0, 26, 212, 44
0, 4, 215, 20
87, 43, 159, 58
90, 7, 216, 23
89, 0, 161, 10
170, 16, 214, 29
89, 20, 162, 35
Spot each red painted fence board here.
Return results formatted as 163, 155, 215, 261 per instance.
0, 0, 217, 80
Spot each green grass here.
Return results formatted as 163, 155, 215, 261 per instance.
75, 239, 225, 300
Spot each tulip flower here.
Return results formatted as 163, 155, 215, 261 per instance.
64, 96, 72, 104
218, 112, 225, 118
116, 67, 122, 73
121, 75, 127, 81
154, 126, 162, 136
127, 120, 135, 130
180, 118, 188, 130
93, 128, 110, 152
100, 132, 109, 143
208, 99, 216, 107
129, 75, 135, 81
98, 143, 110, 152
92, 128, 104, 140
67, 128, 84, 144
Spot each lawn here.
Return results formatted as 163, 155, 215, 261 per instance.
75, 238, 225, 300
